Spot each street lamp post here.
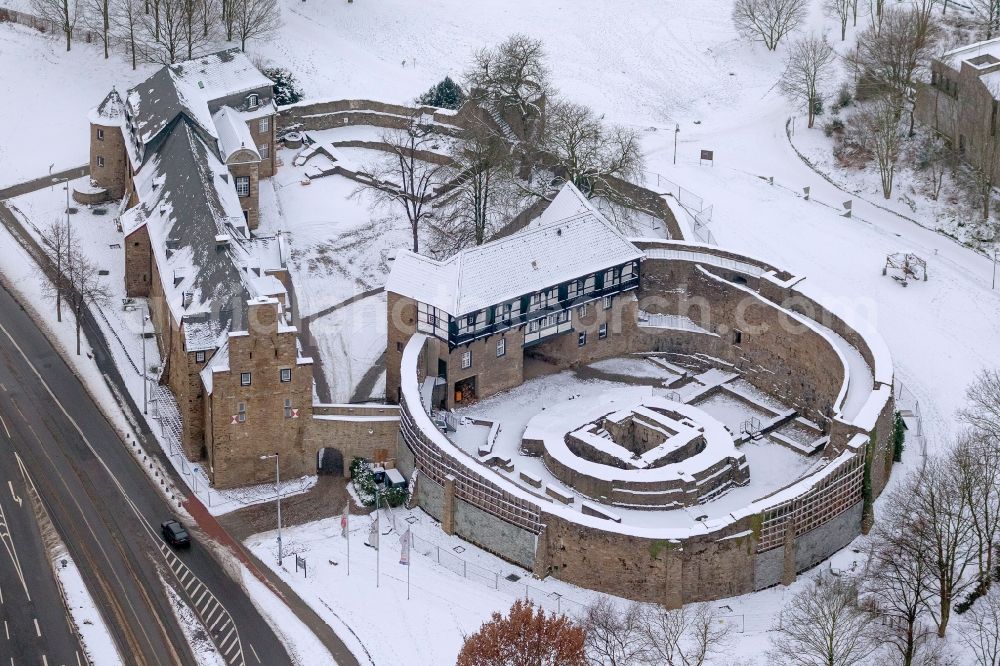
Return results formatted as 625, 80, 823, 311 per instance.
993, 249, 998, 290
142, 307, 148, 415
260, 453, 282, 565
673, 124, 680, 165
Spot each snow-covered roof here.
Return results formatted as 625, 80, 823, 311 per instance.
122, 119, 278, 351
88, 88, 126, 127
169, 49, 273, 103
386, 184, 643, 316
123, 48, 272, 156
942, 37, 1000, 70
213, 106, 260, 162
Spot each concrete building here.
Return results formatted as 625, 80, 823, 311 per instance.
385, 184, 644, 409
915, 38, 1000, 174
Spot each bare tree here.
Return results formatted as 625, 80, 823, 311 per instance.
959, 586, 1000, 666
355, 118, 449, 254
83, 0, 112, 58
732, 0, 807, 51
143, 0, 187, 63
466, 34, 550, 140
64, 249, 112, 356
232, 0, 279, 51
854, 93, 906, 198
38, 217, 73, 323
910, 127, 954, 201
778, 34, 836, 128
825, 0, 851, 40
864, 487, 937, 665
113, 0, 143, 69
962, 369, 1000, 441
970, 0, 1000, 40
582, 598, 646, 666
179, 0, 210, 59
905, 456, 978, 637
769, 575, 877, 666
531, 98, 644, 221
641, 602, 732, 666
953, 430, 1000, 594
31, 0, 78, 51
432, 120, 522, 253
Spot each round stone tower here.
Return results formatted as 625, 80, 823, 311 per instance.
82, 88, 128, 203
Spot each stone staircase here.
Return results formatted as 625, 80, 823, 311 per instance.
151, 384, 183, 452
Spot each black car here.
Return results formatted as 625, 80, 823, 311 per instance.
161, 520, 191, 548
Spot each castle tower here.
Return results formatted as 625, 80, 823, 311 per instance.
82, 89, 128, 203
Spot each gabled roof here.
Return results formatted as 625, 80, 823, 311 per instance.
123, 119, 254, 350
213, 106, 260, 162
124, 48, 272, 153
385, 184, 644, 316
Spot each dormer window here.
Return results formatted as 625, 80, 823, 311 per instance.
247, 93, 259, 109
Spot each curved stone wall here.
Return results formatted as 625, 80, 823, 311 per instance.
396, 242, 895, 606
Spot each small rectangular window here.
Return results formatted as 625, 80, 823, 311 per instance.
259, 142, 269, 158
733, 330, 743, 345
577, 303, 588, 317
241, 372, 251, 386
496, 338, 506, 357
97, 128, 105, 140
599, 323, 608, 339
96, 156, 105, 168
195, 351, 205, 363
259, 117, 269, 132
235, 176, 250, 197
248, 94, 259, 109
284, 398, 292, 418
237, 402, 247, 423
578, 332, 587, 347
461, 350, 472, 369
280, 368, 291, 383
603, 295, 613, 310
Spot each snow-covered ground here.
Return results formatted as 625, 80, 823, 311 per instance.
1, 0, 998, 662
53, 549, 124, 666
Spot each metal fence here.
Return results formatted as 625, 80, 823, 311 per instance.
644, 170, 706, 213
0, 7, 103, 43
893, 379, 928, 465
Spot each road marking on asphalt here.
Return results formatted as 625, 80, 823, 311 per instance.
3, 619, 7, 639
249, 643, 261, 664
42, 654, 48, 666
33, 617, 40, 637
0, 492, 30, 600
7, 481, 20, 508
0, 413, 8, 439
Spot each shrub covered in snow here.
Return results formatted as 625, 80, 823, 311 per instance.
417, 76, 466, 110
264, 67, 304, 106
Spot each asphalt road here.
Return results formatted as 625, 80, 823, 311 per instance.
0, 279, 293, 665
0, 436, 84, 666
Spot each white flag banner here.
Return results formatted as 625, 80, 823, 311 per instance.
399, 528, 410, 566
340, 502, 350, 538
368, 518, 379, 550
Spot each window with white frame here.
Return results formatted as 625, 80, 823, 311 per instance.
578, 331, 587, 347
280, 368, 291, 383
97, 128, 104, 140
237, 402, 247, 422
461, 350, 472, 369
284, 398, 292, 418
259, 116, 269, 132
527, 319, 541, 333
235, 176, 250, 197
603, 295, 613, 310
578, 303, 588, 317
496, 338, 506, 357
240, 372, 251, 386
599, 323, 608, 339
96, 156, 105, 168
195, 351, 206, 363
247, 93, 259, 109
259, 142, 269, 158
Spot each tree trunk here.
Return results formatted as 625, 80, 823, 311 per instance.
75, 305, 82, 356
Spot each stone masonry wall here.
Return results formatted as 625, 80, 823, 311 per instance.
205, 300, 312, 488
304, 404, 401, 476
90, 122, 128, 200
124, 225, 152, 298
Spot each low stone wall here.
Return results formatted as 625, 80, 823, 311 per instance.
304, 403, 401, 476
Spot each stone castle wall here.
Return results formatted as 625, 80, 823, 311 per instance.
395, 242, 896, 605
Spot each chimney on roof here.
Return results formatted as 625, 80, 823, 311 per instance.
182, 292, 193, 308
